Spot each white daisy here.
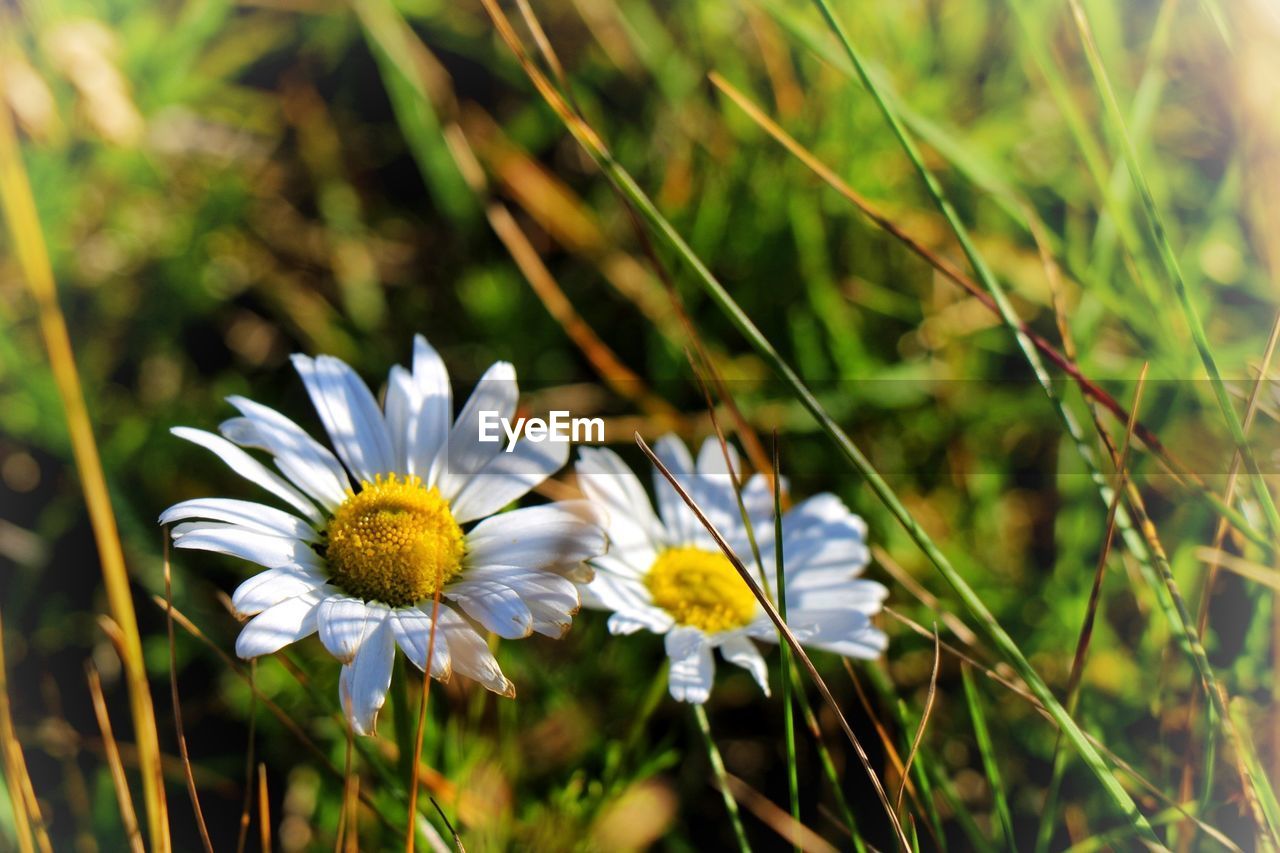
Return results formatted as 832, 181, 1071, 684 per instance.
161, 335, 606, 734
574, 435, 887, 704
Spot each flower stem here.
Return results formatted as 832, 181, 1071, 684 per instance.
692, 703, 751, 853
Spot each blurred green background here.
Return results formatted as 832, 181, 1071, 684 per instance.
0, 0, 1277, 849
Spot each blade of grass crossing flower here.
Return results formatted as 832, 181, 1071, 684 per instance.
693, 704, 752, 853
163, 536, 213, 852
637, 435, 911, 849
478, 1, 1156, 841
1063, 0, 1280, 540
0, 61, 169, 853
772, 435, 800, 853
960, 665, 1016, 849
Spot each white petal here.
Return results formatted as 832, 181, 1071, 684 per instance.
607, 608, 672, 636
172, 427, 322, 524
438, 607, 514, 697
231, 567, 325, 618
172, 524, 322, 570
384, 365, 418, 477
575, 447, 665, 556
392, 606, 451, 680
695, 435, 741, 478
339, 614, 395, 735
651, 434, 697, 545
235, 592, 322, 658
791, 608, 888, 659
160, 498, 319, 542
449, 437, 569, 524
464, 501, 606, 572
466, 567, 581, 638
666, 626, 715, 703
292, 354, 395, 483
223, 395, 351, 509
318, 598, 384, 663
409, 336, 452, 480
433, 362, 517, 499
788, 578, 888, 615
445, 578, 533, 639
720, 636, 771, 696
687, 437, 762, 553
579, 563, 663, 621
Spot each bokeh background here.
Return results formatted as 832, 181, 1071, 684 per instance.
1, 0, 1278, 849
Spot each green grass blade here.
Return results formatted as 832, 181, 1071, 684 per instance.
772, 440, 801, 853
1063, 0, 1280, 541
960, 666, 1016, 850
693, 704, 753, 853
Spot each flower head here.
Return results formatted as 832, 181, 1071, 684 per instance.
162, 335, 606, 734
575, 435, 887, 703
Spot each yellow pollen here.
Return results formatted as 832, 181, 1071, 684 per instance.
644, 546, 757, 634
325, 474, 464, 607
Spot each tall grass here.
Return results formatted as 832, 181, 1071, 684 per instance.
1, 0, 1275, 849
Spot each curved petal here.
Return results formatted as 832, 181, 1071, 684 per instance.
172, 523, 322, 570
607, 608, 673, 636
438, 607, 514, 697
464, 501, 606, 573
172, 427, 322, 524
665, 626, 714, 704
433, 362, 517, 499
318, 597, 383, 663
339, 614, 395, 735
392, 606, 451, 680
223, 395, 351, 509
449, 437, 569, 524
651, 434, 697, 545
160, 498, 318, 542
231, 566, 326, 618
235, 592, 322, 658
292, 354, 395, 484
790, 608, 888, 659
465, 567, 580, 638
575, 447, 665, 557
720, 636, 770, 696
446, 578, 533, 639
409, 335, 452, 481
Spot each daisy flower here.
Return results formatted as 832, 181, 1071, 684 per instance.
161, 335, 606, 734
574, 435, 887, 703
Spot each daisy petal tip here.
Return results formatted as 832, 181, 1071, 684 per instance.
500, 680, 516, 699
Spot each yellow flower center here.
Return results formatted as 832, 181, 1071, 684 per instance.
325, 474, 465, 607
644, 546, 757, 634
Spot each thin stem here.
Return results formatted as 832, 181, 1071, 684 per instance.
406, 588, 444, 853
772, 435, 800, 853
693, 703, 752, 853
